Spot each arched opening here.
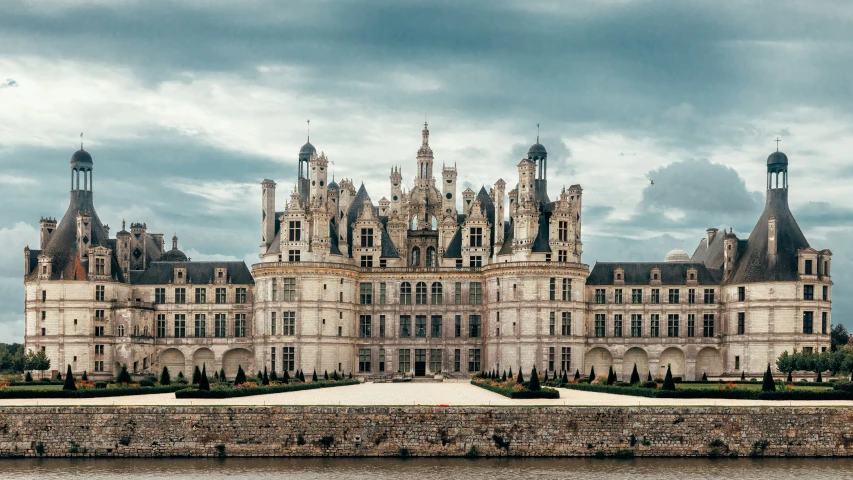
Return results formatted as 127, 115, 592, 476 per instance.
222, 348, 253, 380
411, 247, 421, 267
415, 281, 428, 304
426, 246, 436, 267
696, 347, 724, 378
585, 347, 612, 379
193, 348, 215, 371
622, 347, 649, 381
431, 282, 443, 304
659, 347, 686, 379
158, 348, 186, 379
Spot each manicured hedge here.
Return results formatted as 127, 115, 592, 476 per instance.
471, 380, 560, 399
8, 381, 64, 387
175, 380, 359, 398
560, 382, 853, 401
0, 384, 188, 399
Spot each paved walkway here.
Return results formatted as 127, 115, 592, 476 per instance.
2, 382, 853, 408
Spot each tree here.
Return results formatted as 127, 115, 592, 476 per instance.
213, 371, 219, 381
607, 366, 616, 385
198, 364, 210, 391
26, 350, 51, 379
262, 367, 270, 386
192, 365, 202, 384
647, 371, 652, 382
574, 369, 580, 381
588, 366, 596, 383
701, 372, 708, 381
661, 364, 675, 391
312, 369, 318, 382
502, 370, 507, 382
270, 369, 278, 382
220, 368, 226, 381
257, 370, 263, 380
235, 365, 247, 385
160, 366, 171, 386
177, 371, 185, 381
630, 364, 640, 384
324, 370, 329, 380
81, 371, 88, 382
117, 364, 132, 384
24, 371, 32, 382
508, 367, 513, 379
299, 370, 305, 382
562, 371, 569, 384
529, 366, 541, 391
741, 370, 746, 381
762, 364, 776, 392
62, 365, 76, 391
516, 367, 525, 384
831, 323, 849, 351
283, 370, 290, 383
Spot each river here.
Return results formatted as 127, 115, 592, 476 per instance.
3, 458, 853, 479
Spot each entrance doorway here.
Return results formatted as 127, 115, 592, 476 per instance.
415, 349, 426, 376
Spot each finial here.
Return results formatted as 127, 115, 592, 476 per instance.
536, 123, 540, 143
307, 119, 310, 142
122, 219, 125, 230
775, 136, 781, 151
80, 132, 83, 150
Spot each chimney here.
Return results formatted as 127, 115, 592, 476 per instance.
705, 228, 719, 249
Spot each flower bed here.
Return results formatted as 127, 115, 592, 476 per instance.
559, 382, 853, 400
471, 378, 559, 399
175, 380, 359, 399
0, 383, 188, 399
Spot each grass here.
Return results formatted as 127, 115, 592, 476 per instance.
7, 384, 64, 391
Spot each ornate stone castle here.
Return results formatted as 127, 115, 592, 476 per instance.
23, 126, 832, 381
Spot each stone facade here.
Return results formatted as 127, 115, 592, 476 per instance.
2, 406, 853, 457
23, 128, 832, 381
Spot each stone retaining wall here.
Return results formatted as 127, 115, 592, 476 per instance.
1, 406, 852, 457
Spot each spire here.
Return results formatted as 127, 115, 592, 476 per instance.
422, 121, 429, 146
307, 119, 310, 143
536, 123, 539, 143
172, 234, 178, 250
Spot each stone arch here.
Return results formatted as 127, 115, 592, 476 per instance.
585, 347, 612, 378
622, 347, 649, 381
193, 347, 215, 371
223, 348, 253, 379
696, 347, 724, 378
158, 348, 185, 378
426, 246, 436, 267
659, 347, 686, 379
411, 247, 421, 266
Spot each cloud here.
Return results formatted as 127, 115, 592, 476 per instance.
0, 78, 17, 88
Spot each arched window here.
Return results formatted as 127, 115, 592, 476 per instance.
426, 246, 436, 267
431, 282, 443, 305
411, 247, 421, 267
117, 325, 125, 337
415, 282, 428, 304
133, 325, 139, 336
400, 282, 412, 305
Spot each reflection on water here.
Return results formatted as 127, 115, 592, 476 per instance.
4, 457, 853, 480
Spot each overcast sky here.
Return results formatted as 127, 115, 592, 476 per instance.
1, 0, 851, 343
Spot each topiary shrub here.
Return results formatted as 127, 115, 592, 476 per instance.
139, 379, 155, 387
701, 372, 708, 381
741, 371, 746, 381
641, 381, 658, 389
630, 364, 640, 384
661, 364, 675, 391
283, 370, 291, 383
262, 367, 270, 386
647, 371, 653, 382
220, 368, 226, 381
94, 381, 107, 389
588, 366, 596, 384
615, 382, 632, 387
528, 366, 541, 391
270, 370, 278, 382
761, 364, 776, 392
25, 372, 33, 382
817, 371, 823, 382
312, 370, 318, 382
324, 370, 329, 380
235, 365, 247, 385
299, 370, 305, 382
192, 365, 202, 385
117, 365, 132, 384
199, 365, 210, 391
516, 367, 525, 384
81, 371, 88, 382
62, 365, 76, 391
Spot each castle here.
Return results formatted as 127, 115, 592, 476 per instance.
23, 125, 832, 381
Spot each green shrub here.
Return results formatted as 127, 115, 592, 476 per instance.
192, 365, 202, 385
516, 367, 525, 384
160, 366, 171, 386
270, 370, 278, 382
139, 379, 155, 387
62, 365, 76, 391
176, 380, 360, 399
761, 364, 776, 392
528, 366, 541, 391
199, 365, 210, 391
0, 384, 187, 399
116, 365, 132, 384
470, 379, 560, 399
578, 378, 590, 384
262, 367, 270, 386
41, 377, 51, 383
220, 368, 226, 381
94, 381, 107, 389
24, 372, 33, 382
701, 372, 708, 381
312, 370, 318, 382
641, 381, 658, 389
588, 366, 596, 383
235, 365, 247, 385
833, 382, 853, 392
661, 364, 675, 391
81, 371, 88, 382
615, 382, 632, 387
630, 364, 640, 384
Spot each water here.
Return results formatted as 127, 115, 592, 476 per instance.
3, 458, 853, 479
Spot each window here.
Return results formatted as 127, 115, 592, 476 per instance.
614, 289, 623, 305
562, 279, 571, 301
549, 312, 556, 336
469, 282, 482, 304
94, 325, 104, 337
359, 315, 372, 338
277, 311, 293, 335
650, 314, 659, 337
454, 349, 461, 372
398, 349, 411, 373
595, 289, 605, 304
379, 348, 386, 372
430, 282, 443, 304
455, 282, 462, 304
558, 220, 569, 242
282, 346, 295, 372
41, 327, 46, 336
805, 259, 813, 275
738, 286, 746, 302
289, 221, 301, 241
358, 349, 371, 372
288, 250, 301, 262
468, 349, 481, 372
631, 289, 643, 304
156, 314, 166, 338
804, 285, 814, 300
360, 255, 373, 267
415, 282, 428, 304
415, 315, 427, 337
594, 314, 605, 337
426, 247, 436, 267
411, 247, 420, 266
175, 288, 186, 304
399, 316, 411, 338
802, 311, 814, 334
614, 314, 623, 337
548, 347, 555, 371
174, 314, 186, 338
558, 250, 568, 262
360, 283, 373, 304
194, 314, 206, 337
195, 288, 207, 304
822, 312, 828, 334
215, 288, 227, 304
431, 316, 442, 338
650, 289, 660, 305
561, 347, 571, 372
470, 227, 483, 247
282, 278, 296, 301
94, 361, 104, 372
94, 344, 104, 355
379, 315, 386, 338
469, 256, 482, 267
270, 312, 277, 335
823, 286, 829, 301
667, 314, 679, 337
95, 285, 105, 302
688, 288, 696, 305
272, 278, 278, 301
95, 309, 105, 320
234, 314, 246, 337
735, 356, 740, 371
734, 312, 745, 335
360, 228, 374, 247
631, 314, 642, 337
400, 282, 412, 305
454, 315, 461, 337
95, 257, 105, 275
561, 312, 571, 336
687, 314, 695, 337
430, 349, 442, 373
703, 289, 715, 304
154, 288, 165, 304
235, 288, 247, 304
469, 315, 482, 338
215, 314, 226, 338
668, 289, 679, 304
702, 314, 715, 337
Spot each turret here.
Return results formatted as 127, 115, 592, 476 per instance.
39, 217, 56, 250
517, 158, 536, 204
309, 152, 329, 204
461, 188, 475, 214
415, 122, 434, 189
441, 164, 457, 219
390, 166, 403, 214
75, 211, 92, 260
116, 220, 131, 276
724, 228, 738, 279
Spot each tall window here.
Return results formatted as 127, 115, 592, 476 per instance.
650, 289, 660, 305
687, 314, 695, 337
469, 315, 481, 338
95, 285, 105, 302
360, 283, 373, 304
359, 315, 372, 338
271, 347, 276, 373
398, 349, 411, 373
272, 278, 278, 301
650, 314, 659, 337
737, 312, 745, 335
235, 288, 247, 304
558, 250, 568, 262
431, 282, 443, 304
631, 289, 643, 304
454, 349, 461, 372
468, 349, 481, 372
595, 289, 605, 304
805, 259, 813, 275
702, 314, 715, 337
271, 312, 277, 335
156, 314, 166, 338
360, 228, 374, 247
561, 312, 571, 336
288, 220, 301, 241
215, 314, 226, 338
561, 347, 571, 372
549, 312, 556, 336
195, 288, 207, 304
154, 288, 166, 304
738, 286, 746, 302
470, 227, 483, 247
194, 314, 206, 337
631, 314, 642, 337
549, 278, 556, 301
594, 314, 605, 337
802, 311, 814, 334
558, 220, 568, 242
426, 246, 436, 267
454, 315, 461, 337
455, 282, 462, 304
399, 316, 411, 338
804, 285, 814, 300
562, 279, 571, 301
215, 288, 227, 304
282, 346, 295, 372
822, 312, 828, 334
95, 257, 105, 275
174, 314, 186, 338
282, 311, 295, 335
823, 286, 829, 301
667, 314, 679, 337
703, 289, 715, 304
415, 282, 428, 304
411, 247, 420, 267
688, 288, 696, 305
469, 255, 482, 267
668, 289, 679, 304
469, 282, 482, 304
283, 278, 296, 301
614, 289, 623, 305
379, 348, 386, 372
379, 315, 386, 337
415, 316, 427, 337
234, 314, 246, 337
358, 349, 371, 372
175, 288, 187, 304
614, 314, 623, 337
380, 283, 387, 304
400, 282, 412, 305
548, 347, 555, 372
431, 316, 442, 338
430, 349, 442, 373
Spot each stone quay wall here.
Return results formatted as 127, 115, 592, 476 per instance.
1, 406, 853, 458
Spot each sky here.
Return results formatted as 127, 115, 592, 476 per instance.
1, 0, 852, 343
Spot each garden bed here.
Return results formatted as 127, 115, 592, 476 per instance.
471, 378, 560, 399
559, 382, 853, 400
175, 380, 359, 398
0, 384, 188, 399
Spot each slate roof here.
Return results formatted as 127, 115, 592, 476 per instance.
345, 184, 400, 259
690, 229, 726, 270
586, 262, 719, 286
130, 261, 254, 285
443, 228, 463, 259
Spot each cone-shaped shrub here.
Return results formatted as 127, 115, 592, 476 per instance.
81, 371, 88, 382
508, 367, 513, 379
324, 370, 329, 380
299, 370, 305, 382
235, 365, 247, 385
312, 370, 318, 382
817, 370, 823, 382
528, 366, 541, 391
160, 366, 171, 386
661, 364, 676, 391
262, 367, 270, 385
177, 371, 185, 381
332, 371, 340, 381
647, 371, 652, 382
220, 368, 226, 381
562, 371, 569, 384
761, 364, 776, 392
701, 372, 708, 381
741, 370, 746, 380
516, 367, 525, 384
283, 370, 290, 383
213, 371, 219, 381
349, 372, 353, 379
257, 370, 263, 380
57, 373, 62, 381
117, 365, 132, 384
270, 370, 278, 382
192, 365, 201, 384
542, 370, 549, 383
62, 365, 76, 391
24, 372, 32, 382
574, 369, 580, 381
607, 366, 616, 385
630, 364, 640, 384
199, 365, 210, 391
588, 366, 596, 383
502, 371, 507, 382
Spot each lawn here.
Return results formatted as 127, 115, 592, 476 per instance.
7, 384, 64, 391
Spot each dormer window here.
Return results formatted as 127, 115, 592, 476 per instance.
177, 271, 183, 279
805, 259, 813, 275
